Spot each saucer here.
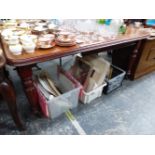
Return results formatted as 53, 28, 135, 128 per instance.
55, 40, 76, 47
39, 42, 56, 49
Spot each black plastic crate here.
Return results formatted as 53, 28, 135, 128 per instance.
103, 65, 126, 94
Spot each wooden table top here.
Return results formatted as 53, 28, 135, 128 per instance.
1, 31, 150, 67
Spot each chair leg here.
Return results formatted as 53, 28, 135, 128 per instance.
0, 79, 25, 131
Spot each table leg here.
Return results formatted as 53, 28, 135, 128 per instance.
127, 40, 142, 80
17, 65, 40, 115
0, 68, 25, 131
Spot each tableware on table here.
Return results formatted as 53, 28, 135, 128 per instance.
133, 22, 144, 34
22, 43, 36, 54
33, 26, 47, 31
56, 35, 75, 43
1, 28, 14, 40
9, 44, 22, 55
150, 32, 155, 37
39, 42, 56, 49
12, 29, 26, 36
32, 26, 48, 35
57, 31, 72, 37
30, 35, 38, 43
55, 40, 76, 47
37, 34, 55, 49
7, 35, 19, 45
38, 37, 51, 47
57, 31, 75, 40
47, 23, 60, 34
55, 31, 76, 47
3, 20, 18, 28
134, 22, 142, 28
48, 23, 57, 29
20, 34, 37, 44
43, 34, 55, 40
35, 22, 47, 27
18, 22, 30, 29
49, 28, 61, 34
125, 24, 136, 35
75, 32, 85, 44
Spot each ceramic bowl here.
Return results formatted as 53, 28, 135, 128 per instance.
3, 20, 17, 28
57, 35, 75, 43
58, 31, 72, 37
19, 22, 30, 29
20, 35, 37, 44
42, 34, 55, 40
7, 35, 19, 44
35, 22, 47, 27
23, 43, 36, 54
1, 29, 13, 39
134, 22, 142, 28
37, 34, 55, 48
30, 35, 38, 43
56, 32, 76, 43
32, 26, 48, 35
12, 29, 26, 36
37, 37, 52, 48
8, 40, 19, 45
48, 23, 57, 29
9, 44, 22, 55
33, 26, 48, 32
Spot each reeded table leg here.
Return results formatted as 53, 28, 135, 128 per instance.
127, 40, 142, 80
17, 65, 40, 115
0, 68, 25, 131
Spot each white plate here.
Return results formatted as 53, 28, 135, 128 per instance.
56, 41, 76, 47
151, 32, 155, 37
39, 42, 56, 49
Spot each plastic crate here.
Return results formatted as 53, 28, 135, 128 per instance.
34, 68, 81, 119
62, 60, 107, 104
80, 82, 107, 104
103, 65, 126, 94
47, 87, 80, 119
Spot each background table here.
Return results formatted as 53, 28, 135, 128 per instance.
0, 32, 150, 114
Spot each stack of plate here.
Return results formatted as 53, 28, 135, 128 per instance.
37, 34, 55, 49
55, 33, 76, 47
150, 29, 155, 37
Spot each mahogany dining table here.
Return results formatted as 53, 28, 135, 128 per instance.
0, 31, 150, 114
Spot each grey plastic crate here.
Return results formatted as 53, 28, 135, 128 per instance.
103, 65, 126, 94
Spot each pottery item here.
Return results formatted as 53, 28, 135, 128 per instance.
56, 31, 76, 46
32, 26, 48, 35
3, 20, 17, 28
48, 23, 57, 29
9, 44, 22, 55
7, 35, 19, 45
55, 40, 76, 47
20, 34, 37, 44
37, 34, 55, 48
19, 22, 30, 29
1, 29, 13, 40
22, 43, 36, 54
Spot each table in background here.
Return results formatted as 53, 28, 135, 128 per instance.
0, 32, 150, 114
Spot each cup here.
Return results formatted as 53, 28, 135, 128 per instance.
23, 43, 36, 54
9, 44, 23, 55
